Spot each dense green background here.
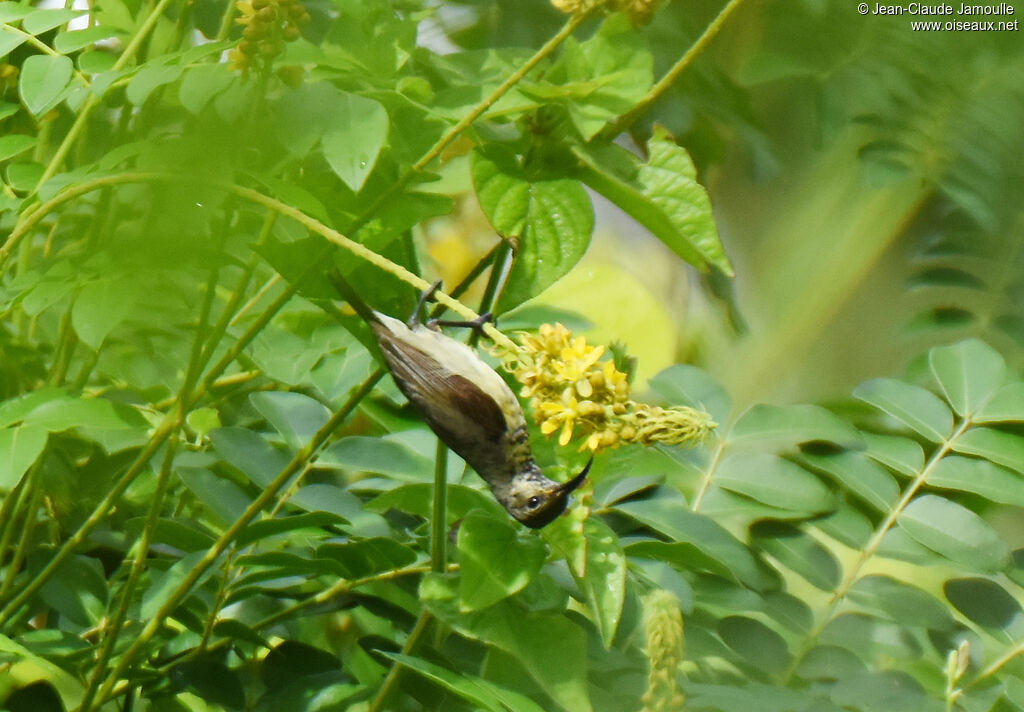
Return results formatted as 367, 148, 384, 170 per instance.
1, 0, 1024, 710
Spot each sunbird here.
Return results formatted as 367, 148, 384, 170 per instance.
334, 276, 589, 528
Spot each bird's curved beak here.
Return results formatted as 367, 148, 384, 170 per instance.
556, 457, 592, 495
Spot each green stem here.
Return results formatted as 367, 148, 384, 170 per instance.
594, 0, 749, 142
366, 611, 434, 712
91, 370, 383, 705
431, 441, 449, 574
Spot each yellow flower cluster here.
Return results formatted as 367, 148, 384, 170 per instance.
228, 0, 309, 78
549, 0, 660, 24
641, 590, 686, 712
498, 323, 714, 454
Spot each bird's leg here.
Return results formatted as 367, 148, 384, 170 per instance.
429, 312, 494, 338
409, 279, 444, 328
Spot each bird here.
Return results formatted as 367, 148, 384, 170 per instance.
333, 274, 588, 528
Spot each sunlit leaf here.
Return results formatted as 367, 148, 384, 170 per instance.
853, 378, 952, 442
322, 92, 389, 192
975, 382, 1024, 423
716, 452, 834, 514
899, 494, 1010, 572
929, 338, 1006, 416
802, 450, 899, 512
19, 55, 74, 116
953, 427, 1024, 475
471, 147, 593, 312
730, 404, 861, 450
928, 455, 1024, 506
862, 432, 924, 477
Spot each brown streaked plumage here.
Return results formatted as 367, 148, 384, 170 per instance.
369, 311, 588, 528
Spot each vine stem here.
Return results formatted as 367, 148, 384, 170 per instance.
780, 417, 973, 683
594, 0, 749, 142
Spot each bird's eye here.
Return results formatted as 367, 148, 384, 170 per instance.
527, 496, 541, 509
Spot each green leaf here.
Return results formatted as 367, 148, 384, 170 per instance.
383, 652, 547, 712
847, 575, 955, 629
210, 427, 291, 488
820, 613, 922, 664
0, 425, 47, 488
718, 616, 791, 675
19, 55, 74, 116
0, 388, 66, 427
640, 127, 731, 274
899, 494, 1010, 572
0, 100, 18, 121
316, 537, 418, 579
457, 511, 545, 612
729, 404, 861, 450
853, 378, 953, 442
249, 391, 331, 450
716, 453, 834, 514
830, 670, 937, 712
471, 147, 594, 312
169, 658, 246, 710
975, 382, 1024, 423
71, 274, 144, 348
802, 450, 899, 513
291, 484, 391, 537
929, 339, 1006, 416
141, 550, 213, 620
953, 427, 1024, 475
928, 455, 1024, 506
179, 63, 234, 115
320, 435, 433, 480
5, 160, 44, 191
533, 14, 652, 139
944, 577, 1022, 630
185, 407, 221, 440
421, 576, 592, 712
22, 397, 147, 432
236, 512, 349, 547
22, 9, 84, 35
321, 92, 389, 192
0, 134, 35, 161
35, 553, 108, 627
862, 432, 924, 477
0, 26, 29, 61
577, 517, 626, 648
53, 25, 120, 54
751, 521, 841, 591
368, 482, 506, 523
125, 60, 183, 106
615, 497, 766, 589
177, 467, 253, 527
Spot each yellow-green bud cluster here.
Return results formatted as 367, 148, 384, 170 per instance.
641, 589, 686, 712
496, 323, 714, 454
228, 0, 310, 79
549, 0, 660, 24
